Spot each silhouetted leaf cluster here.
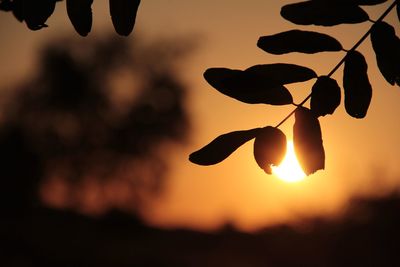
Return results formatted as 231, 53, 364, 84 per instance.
191, 0, 398, 176
0, 0, 141, 36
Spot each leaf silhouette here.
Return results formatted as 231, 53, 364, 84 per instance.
12, 0, 23, 22
397, 2, 400, 23
311, 76, 341, 117
23, 0, 57, 30
66, 0, 93, 36
110, 0, 141, 36
293, 107, 325, 175
0, 0, 24, 22
204, 64, 317, 105
253, 126, 287, 174
0, 0, 13, 11
281, 1, 369, 26
204, 68, 293, 105
355, 0, 387, 5
244, 64, 317, 85
258, 30, 343, 55
189, 128, 260, 166
323, 0, 388, 5
370, 21, 400, 86
343, 50, 372, 118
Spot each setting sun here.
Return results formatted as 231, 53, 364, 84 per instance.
272, 141, 306, 183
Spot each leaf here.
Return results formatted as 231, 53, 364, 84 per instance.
253, 126, 287, 174
244, 64, 317, 86
12, 0, 23, 22
281, 1, 369, 26
370, 21, 400, 86
23, 0, 57, 30
203, 68, 294, 105
310, 76, 341, 117
109, 0, 141, 36
0, 0, 13, 11
204, 64, 317, 105
315, 0, 387, 5
189, 128, 260, 166
293, 107, 325, 175
343, 50, 372, 118
355, 0, 387, 5
258, 30, 343, 55
66, 0, 93, 36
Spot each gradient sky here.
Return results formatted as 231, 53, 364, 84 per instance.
1, 0, 399, 232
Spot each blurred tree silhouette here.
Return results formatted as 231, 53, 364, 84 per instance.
0, 35, 194, 217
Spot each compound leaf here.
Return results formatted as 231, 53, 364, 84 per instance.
311, 76, 341, 117
258, 30, 343, 54
343, 50, 372, 118
253, 126, 287, 174
293, 107, 325, 175
189, 128, 260, 166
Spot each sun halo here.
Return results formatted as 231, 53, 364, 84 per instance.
272, 140, 306, 183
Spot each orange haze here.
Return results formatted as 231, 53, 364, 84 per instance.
1, 1, 400, 232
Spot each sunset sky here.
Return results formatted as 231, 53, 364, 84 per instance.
0, 0, 399, 232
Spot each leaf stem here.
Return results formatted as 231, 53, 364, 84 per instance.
275, 0, 399, 129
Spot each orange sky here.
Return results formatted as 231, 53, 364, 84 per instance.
1, 1, 400, 232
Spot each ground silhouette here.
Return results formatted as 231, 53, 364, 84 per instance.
1, 193, 399, 266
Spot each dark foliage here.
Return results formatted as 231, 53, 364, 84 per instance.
253, 127, 287, 174
293, 107, 325, 175
315, 0, 388, 5
203, 68, 293, 105
258, 30, 343, 54
343, 50, 372, 118
370, 21, 400, 86
203, 64, 317, 105
0, 0, 140, 36
192, 0, 398, 176
110, 0, 140, 36
0, 0, 61, 30
310, 76, 341, 117
397, 2, 400, 21
189, 128, 260, 166
280, 1, 369, 26
66, 0, 93, 36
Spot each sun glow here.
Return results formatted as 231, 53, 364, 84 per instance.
272, 140, 306, 183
